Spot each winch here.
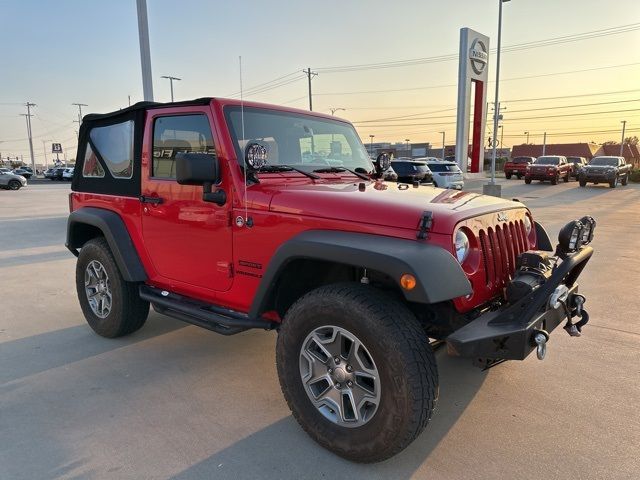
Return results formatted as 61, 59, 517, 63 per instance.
506, 251, 554, 304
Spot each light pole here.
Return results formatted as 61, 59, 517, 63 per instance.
42, 139, 52, 170
542, 132, 547, 155
405, 139, 410, 157
487, 0, 510, 195
329, 107, 345, 116
369, 135, 375, 157
620, 120, 627, 156
136, 0, 154, 101
439, 131, 445, 159
161, 75, 181, 102
498, 125, 504, 156
524, 131, 529, 144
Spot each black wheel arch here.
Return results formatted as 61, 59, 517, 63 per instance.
249, 230, 472, 319
66, 207, 147, 282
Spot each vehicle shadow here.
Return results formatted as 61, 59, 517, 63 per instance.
169, 350, 488, 480
0, 216, 67, 250
0, 249, 72, 268
0, 312, 186, 386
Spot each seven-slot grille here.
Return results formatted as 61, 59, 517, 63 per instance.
478, 219, 529, 289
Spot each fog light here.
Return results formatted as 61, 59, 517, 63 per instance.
558, 220, 584, 253
579, 215, 596, 245
400, 274, 417, 290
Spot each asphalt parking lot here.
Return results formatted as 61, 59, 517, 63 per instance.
1, 179, 639, 480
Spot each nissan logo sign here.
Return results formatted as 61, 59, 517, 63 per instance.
469, 38, 488, 75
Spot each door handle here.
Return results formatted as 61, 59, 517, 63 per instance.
139, 195, 163, 205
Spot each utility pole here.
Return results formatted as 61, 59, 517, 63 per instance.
542, 132, 547, 155
499, 126, 504, 154
161, 76, 181, 102
439, 131, 445, 159
136, 0, 154, 101
524, 131, 529, 144
303, 67, 317, 111
405, 139, 410, 157
620, 120, 627, 156
72, 103, 88, 126
369, 135, 375, 157
21, 102, 36, 172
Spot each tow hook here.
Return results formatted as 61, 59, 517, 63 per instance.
533, 330, 549, 360
563, 294, 589, 337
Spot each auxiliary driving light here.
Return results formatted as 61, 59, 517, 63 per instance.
579, 215, 596, 245
558, 220, 584, 253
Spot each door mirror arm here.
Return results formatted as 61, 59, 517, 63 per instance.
202, 182, 226, 206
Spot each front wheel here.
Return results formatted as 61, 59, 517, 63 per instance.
610, 177, 617, 188
76, 237, 149, 338
621, 174, 628, 186
505, 173, 512, 179
525, 177, 532, 184
276, 283, 438, 463
8, 180, 21, 190
579, 180, 587, 187
563, 173, 569, 183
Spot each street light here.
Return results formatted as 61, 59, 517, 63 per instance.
369, 135, 375, 157
620, 120, 627, 156
405, 139, 410, 157
438, 131, 445, 160
489, 0, 510, 188
329, 107, 346, 116
524, 131, 529, 144
161, 75, 181, 102
498, 125, 504, 155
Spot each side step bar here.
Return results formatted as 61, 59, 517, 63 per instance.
139, 285, 276, 336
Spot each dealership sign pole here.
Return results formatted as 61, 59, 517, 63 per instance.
455, 29, 489, 176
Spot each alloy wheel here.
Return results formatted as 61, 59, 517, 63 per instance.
84, 260, 112, 318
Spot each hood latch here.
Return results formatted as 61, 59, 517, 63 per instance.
417, 211, 433, 240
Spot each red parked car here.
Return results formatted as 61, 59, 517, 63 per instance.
503, 156, 534, 179
66, 98, 595, 462
525, 155, 572, 184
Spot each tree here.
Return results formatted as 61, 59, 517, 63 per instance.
624, 136, 638, 146
602, 140, 617, 145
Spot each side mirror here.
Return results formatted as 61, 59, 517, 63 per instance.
176, 153, 220, 185
374, 153, 393, 178
175, 153, 226, 206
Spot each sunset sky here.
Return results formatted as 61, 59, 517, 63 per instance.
1, 0, 639, 163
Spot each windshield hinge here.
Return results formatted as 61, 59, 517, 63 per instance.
417, 211, 433, 240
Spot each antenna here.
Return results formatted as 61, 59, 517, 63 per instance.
239, 56, 248, 224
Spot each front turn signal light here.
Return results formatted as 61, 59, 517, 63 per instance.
400, 274, 417, 291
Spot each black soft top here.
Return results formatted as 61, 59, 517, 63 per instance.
82, 97, 213, 123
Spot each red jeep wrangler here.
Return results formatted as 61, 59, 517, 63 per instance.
66, 98, 595, 463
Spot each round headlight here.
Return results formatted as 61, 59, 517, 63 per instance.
523, 215, 532, 235
454, 230, 470, 264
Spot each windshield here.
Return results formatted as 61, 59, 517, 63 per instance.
225, 107, 373, 173
512, 157, 531, 164
589, 157, 618, 166
534, 156, 559, 165
428, 163, 461, 173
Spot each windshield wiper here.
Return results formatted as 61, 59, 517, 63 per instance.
312, 166, 370, 181
257, 165, 320, 179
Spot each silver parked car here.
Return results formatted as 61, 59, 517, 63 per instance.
0, 171, 28, 190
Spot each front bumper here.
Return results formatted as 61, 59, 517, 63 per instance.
580, 173, 615, 183
446, 246, 593, 362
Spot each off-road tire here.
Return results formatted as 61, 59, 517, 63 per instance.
276, 283, 438, 463
579, 180, 587, 187
525, 177, 532, 184
621, 174, 628, 186
505, 173, 512, 179
8, 180, 21, 190
76, 237, 149, 338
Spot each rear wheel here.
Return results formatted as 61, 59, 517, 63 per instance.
276, 283, 438, 463
579, 180, 587, 187
76, 237, 149, 338
8, 180, 21, 190
525, 177, 532, 184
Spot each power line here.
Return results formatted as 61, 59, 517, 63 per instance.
315, 22, 640, 73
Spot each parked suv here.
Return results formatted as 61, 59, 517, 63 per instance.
579, 156, 631, 188
389, 159, 433, 184
566, 156, 587, 179
525, 155, 571, 184
422, 158, 464, 189
66, 98, 595, 463
0, 170, 27, 190
504, 156, 534, 179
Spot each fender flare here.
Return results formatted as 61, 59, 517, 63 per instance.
249, 230, 472, 318
66, 207, 147, 282
534, 221, 553, 252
